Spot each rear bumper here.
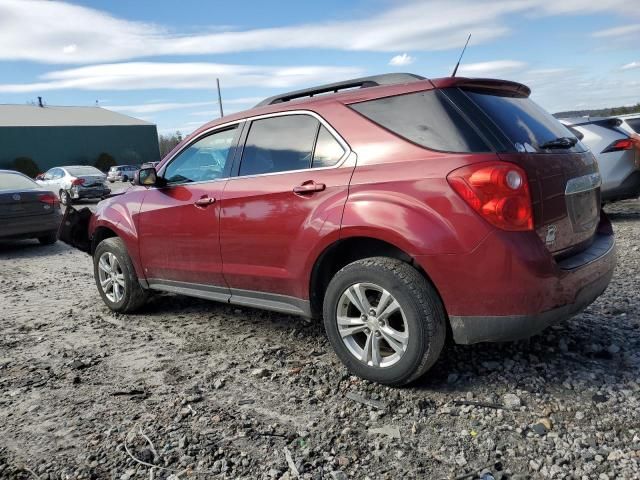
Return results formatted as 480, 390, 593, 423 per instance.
71, 185, 110, 199
1, 211, 62, 239
416, 221, 616, 344
449, 237, 614, 343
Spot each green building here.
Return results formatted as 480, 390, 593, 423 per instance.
0, 104, 160, 172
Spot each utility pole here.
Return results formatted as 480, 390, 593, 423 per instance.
216, 78, 224, 118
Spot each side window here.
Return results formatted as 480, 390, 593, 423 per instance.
44, 169, 54, 180
312, 126, 345, 168
239, 115, 319, 176
164, 126, 238, 184
52, 168, 64, 179
350, 90, 490, 153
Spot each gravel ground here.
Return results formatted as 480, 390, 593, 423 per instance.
0, 196, 639, 480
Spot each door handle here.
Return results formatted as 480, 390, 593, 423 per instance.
293, 181, 326, 194
194, 196, 215, 207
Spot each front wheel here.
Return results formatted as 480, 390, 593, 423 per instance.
94, 237, 149, 313
122, 175, 128, 182
323, 257, 446, 385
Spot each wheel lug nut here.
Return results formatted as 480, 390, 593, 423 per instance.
375, 331, 381, 337
365, 328, 370, 334
369, 308, 376, 316
361, 314, 367, 320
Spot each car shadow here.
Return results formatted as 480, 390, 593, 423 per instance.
129, 291, 637, 393
0, 239, 75, 259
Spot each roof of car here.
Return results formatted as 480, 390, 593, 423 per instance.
194, 74, 530, 134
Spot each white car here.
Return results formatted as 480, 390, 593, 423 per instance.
560, 115, 640, 203
36, 165, 111, 205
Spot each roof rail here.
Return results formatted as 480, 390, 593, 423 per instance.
254, 73, 426, 107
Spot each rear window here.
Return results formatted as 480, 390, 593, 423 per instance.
463, 90, 586, 153
0, 172, 38, 191
350, 90, 490, 153
625, 118, 640, 134
67, 166, 103, 176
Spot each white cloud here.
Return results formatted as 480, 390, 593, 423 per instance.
1, 0, 637, 64
593, 24, 640, 38
107, 101, 218, 114
456, 60, 527, 77
622, 61, 640, 70
0, 62, 364, 93
389, 54, 414, 66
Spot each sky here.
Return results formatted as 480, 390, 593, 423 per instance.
0, 0, 638, 135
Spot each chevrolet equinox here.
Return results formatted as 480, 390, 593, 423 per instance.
67, 73, 616, 385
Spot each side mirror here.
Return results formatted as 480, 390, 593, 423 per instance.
35, 173, 44, 180
135, 167, 158, 186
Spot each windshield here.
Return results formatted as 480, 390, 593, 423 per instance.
67, 166, 103, 176
464, 90, 586, 153
0, 172, 38, 190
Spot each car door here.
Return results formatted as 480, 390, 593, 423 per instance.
137, 123, 242, 297
219, 112, 354, 308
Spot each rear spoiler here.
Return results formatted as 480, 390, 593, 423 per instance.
431, 77, 531, 98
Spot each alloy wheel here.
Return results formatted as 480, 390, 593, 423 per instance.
97, 252, 126, 303
336, 282, 409, 368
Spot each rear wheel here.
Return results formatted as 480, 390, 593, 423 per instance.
59, 189, 72, 206
38, 232, 57, 245
323, 257, 446, 385
94, 237, 149, 313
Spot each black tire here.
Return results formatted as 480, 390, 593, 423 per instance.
59, 189, 72, 206
122, 175, 128, 182
109, 180, 115, 183
38, 232, 57, 245
323, 257, 446, 385
93, 237, 149, 313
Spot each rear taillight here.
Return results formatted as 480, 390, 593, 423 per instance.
38, 193, 59, 207
602, 138, 634, 153
447, 162, 533, 231
71, 177, 85, 186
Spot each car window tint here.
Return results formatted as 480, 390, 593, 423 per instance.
312, 126, 345, 168
240, 115, 319, 176
463, 90, 586, 153
626, 118, 640, 134
350, 90, 490, 153
67, 166, 102, 176
164, 126, 237, 184
0, 172, 38, 190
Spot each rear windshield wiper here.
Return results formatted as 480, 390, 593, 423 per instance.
539, 136, 577, 150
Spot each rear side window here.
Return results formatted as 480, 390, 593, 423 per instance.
313, 126, 345, 168
464, 90, 586, 153
0, 172, 38, 190
626, 118, 640, 134
350, 90, 490, 153
240, 115, 319, 176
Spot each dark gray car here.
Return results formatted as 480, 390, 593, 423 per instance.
0, 170, 62, 244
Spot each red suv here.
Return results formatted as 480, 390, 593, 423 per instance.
75, 73, 616, 385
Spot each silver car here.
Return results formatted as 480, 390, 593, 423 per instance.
36, 165, 111, 205
107, 165, 139, 183
560, 115, 640, 202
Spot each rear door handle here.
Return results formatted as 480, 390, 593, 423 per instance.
194, 196, 215, 207
293, 181, 326, 194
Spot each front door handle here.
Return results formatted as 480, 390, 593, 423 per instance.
194, 196, 215, 207
293, 181, 326, 194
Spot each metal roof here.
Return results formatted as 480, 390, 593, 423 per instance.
0, 104, 154, 127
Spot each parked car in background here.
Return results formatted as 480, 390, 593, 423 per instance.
107, 165, 139, 183
0, 170, 61, 244
62, 73, 616, 385
36, 166, 110, 205
560, 115, 640, 202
